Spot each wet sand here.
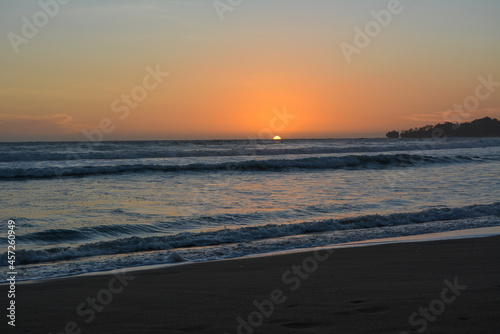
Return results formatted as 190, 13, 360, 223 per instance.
2, 236, 500, 333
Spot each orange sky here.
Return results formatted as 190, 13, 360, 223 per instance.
1, 0, 499, 141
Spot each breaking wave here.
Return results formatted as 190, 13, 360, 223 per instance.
1, 153, 498, 179
2, 202, 498, 266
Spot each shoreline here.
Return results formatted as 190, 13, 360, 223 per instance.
2, 232, 499, 333
8, 226, 500, 286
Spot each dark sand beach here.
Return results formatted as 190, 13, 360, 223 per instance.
3, 236, 500, 334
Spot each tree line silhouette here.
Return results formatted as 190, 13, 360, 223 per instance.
386, 117, 500, 138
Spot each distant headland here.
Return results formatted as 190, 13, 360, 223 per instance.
386, 117, 500, 138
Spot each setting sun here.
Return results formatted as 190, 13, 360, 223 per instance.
2, 2, 500, 333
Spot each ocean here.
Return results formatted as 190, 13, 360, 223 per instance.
1, 137, 500, 282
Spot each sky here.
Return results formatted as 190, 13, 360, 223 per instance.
1, 0, 499, 141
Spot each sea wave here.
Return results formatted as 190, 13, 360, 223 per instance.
1, 153, 498, 179
2, 202, 498, 266
1, 138, 500, 162
19, 224, 166, 244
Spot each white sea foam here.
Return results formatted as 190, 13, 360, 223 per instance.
3, 216, 499, 282
2, 202, 498, 267
0, 153, 498, 179
1, 138, 499, 282
2, 138, 500, 162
